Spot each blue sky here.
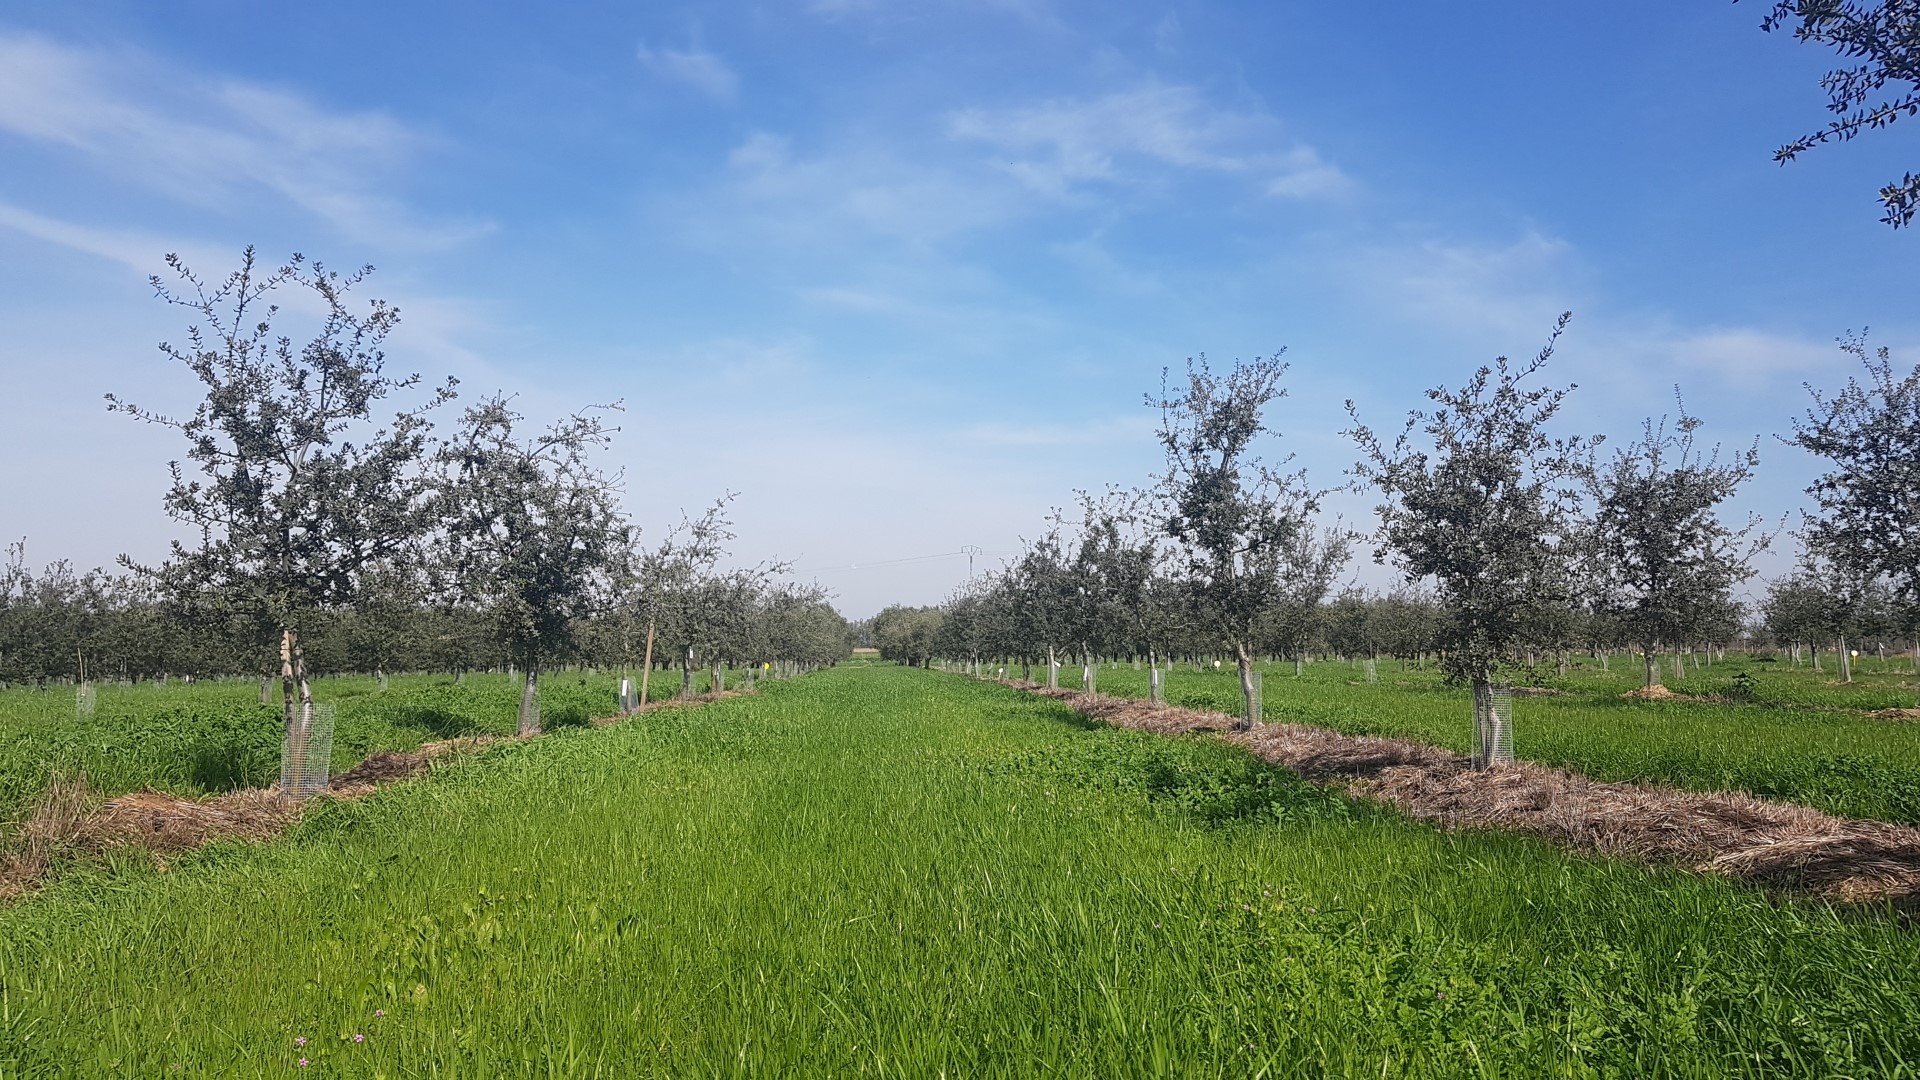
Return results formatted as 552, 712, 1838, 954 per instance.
0, 1, 1913, 617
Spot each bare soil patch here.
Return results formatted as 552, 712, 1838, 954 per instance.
1006, 680, 1920, 908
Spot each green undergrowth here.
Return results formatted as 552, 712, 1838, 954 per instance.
0, 670, 715, 816
1, 666, 1916, 1077
1053, 659, 1920, 824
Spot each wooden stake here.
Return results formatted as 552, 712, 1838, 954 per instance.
637, 619, 656, 712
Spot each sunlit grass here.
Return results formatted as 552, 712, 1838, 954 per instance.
0, 669, 713, 814
1, 666, 1915, 1076
1053, 655, 1920, 824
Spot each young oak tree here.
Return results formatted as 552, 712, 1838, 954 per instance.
632, 497, 788, 699
107, 248, 453, 781
1789, 335, 1920, 656
1346, 314, 1597, 767
1149, 352, 1321, 728
1582, 395, 1771, 688
1257, 518, 1353, 678
434, 394, 629, 735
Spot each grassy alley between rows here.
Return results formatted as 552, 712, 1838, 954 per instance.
2, 665, 1917, 1077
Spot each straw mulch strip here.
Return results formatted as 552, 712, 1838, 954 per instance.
0, 687, 769, 903
329, 735, 504, 790
1006, 680, 1920, 907
589, 687, 749, 727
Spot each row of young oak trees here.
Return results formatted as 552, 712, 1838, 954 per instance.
2, 250, 851, 747
870, 317, 1920, 764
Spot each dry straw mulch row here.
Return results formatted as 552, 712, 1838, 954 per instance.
1007, 680, 1920, 908
0, 690, 756, 902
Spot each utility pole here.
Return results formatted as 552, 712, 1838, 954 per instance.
961, 544, 982, 582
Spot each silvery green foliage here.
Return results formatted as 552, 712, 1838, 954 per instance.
107, 248, 454, 734
1582, 395, 1770, 685
1751, 0, 1920, 228
1252, 517, 1352, 670
869, 603, 944, 667
433, 393, 630, 731
629, 496, 791, 690
1150, 353, 1320, 722
1065, 488, 1170, 662
1789, 334, 1920, 624
1345, 314, 1597, 689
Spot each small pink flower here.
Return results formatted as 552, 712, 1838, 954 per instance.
294, 1037, 307, 1048
353, 1033, 365, 1043
374, 1009, 385, 1018
298, 1059, 309, 1068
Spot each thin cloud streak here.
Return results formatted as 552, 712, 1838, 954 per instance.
0, 31, 489, 250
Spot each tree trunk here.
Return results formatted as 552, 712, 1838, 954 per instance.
1293, 653, 1303, 678
1047, 644, 1058, 689
713, 660, 724, 694
1471, 677, 1496, 770
1839, 635, 1853, 683
517, 664, 541, 736
681, 645, 694, 699
1235, 642, 1258, 729
279, 629, 299, 759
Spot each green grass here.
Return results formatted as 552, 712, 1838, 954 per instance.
0, 669, 721, 816
1044, 655, 1920, 825
2, 666, 1916, 1076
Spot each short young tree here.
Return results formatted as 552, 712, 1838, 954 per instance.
1256, 519, 1353, 678
434, 394, 629, 734
1346, 315, 1595, 766
1790, 334, 1920, 606
633, 497, 787, 698
107, 248, 452, 775
1005, 524, 1080, 686
1583, 396, 1770, 687
1149, 353, 1321, 727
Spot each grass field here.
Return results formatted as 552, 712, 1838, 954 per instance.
1, 665, 1916, 1076
1036, 655, 1920, 825
0, 670, 721, 817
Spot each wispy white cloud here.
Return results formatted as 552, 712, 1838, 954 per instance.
635, 41, 739, 102
1667, 328, 1836, 379
712, 128, 1022, 248
946, 84, 1348, 200
0, 31, 487, 249
0, 200, 202, 273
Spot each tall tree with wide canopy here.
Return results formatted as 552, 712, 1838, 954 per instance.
1346, 315, 1596, 767
107, 248, 453, 779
